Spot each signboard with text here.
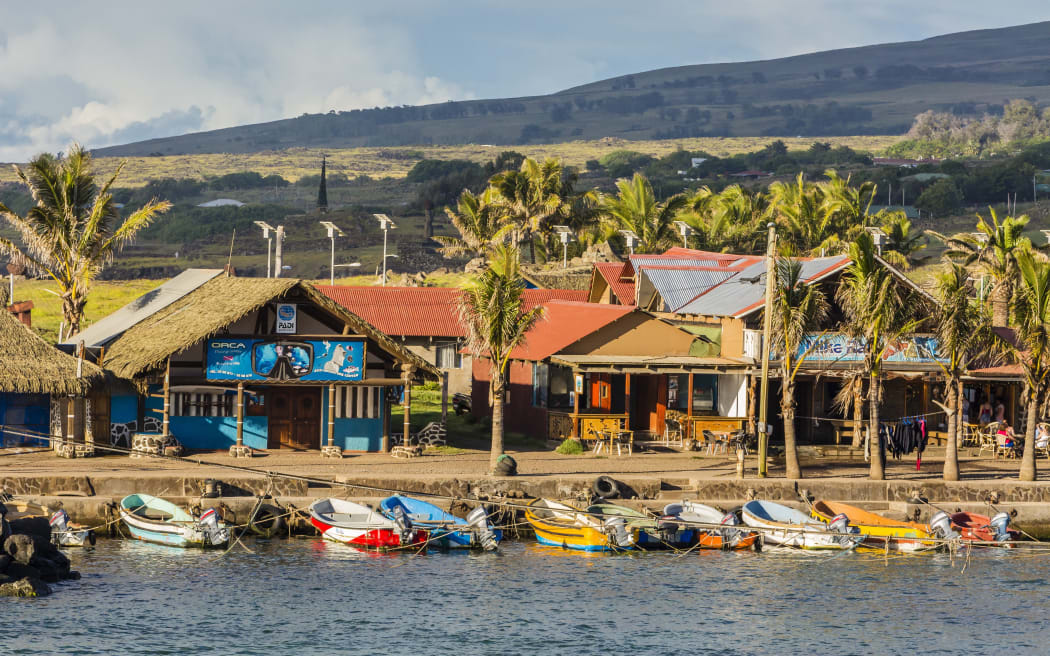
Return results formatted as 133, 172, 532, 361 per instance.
275, 303, 297, 333
205, 338, 365, 382
797, 334, 944, 364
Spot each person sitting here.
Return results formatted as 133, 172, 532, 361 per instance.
997, 421, 1019, 455
1036, 424, 1049, 450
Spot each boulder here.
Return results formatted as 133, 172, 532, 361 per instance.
31, 557, 59, 583
0, 553, 10, 572
5, 533, 35, 565
4, 562, 41, 581
0, 576, 51, 597
9, 516, 50, 541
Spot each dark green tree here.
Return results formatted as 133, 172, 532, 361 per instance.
317, 155, 328, 213
915, 179, 962, 218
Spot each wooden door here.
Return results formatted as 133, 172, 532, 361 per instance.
268, 389, 322, 450
590, 374, 611, 412
88, 389, 109, 445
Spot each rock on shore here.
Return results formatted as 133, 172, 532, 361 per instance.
0, 510, 81, 597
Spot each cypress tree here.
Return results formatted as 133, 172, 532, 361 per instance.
317, 154, 328, 212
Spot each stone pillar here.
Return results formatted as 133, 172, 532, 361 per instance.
402, 364, 415, 446
229, 381, 252, 458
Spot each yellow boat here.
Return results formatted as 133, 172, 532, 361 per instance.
810, 500, 937, 553
524, 498, 635, 552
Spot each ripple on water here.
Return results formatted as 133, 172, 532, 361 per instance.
4, 538, 1050, 654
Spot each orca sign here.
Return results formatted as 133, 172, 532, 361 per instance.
205, 338, 365, 382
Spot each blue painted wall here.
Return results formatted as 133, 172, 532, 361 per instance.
110, 395, 138, 425
169, 416, 268, 450
0, 392, 49, 447
321, 388, 385, 451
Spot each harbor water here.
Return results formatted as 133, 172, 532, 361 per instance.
6, 538, 1048, 655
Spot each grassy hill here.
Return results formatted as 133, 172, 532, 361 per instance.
89, 21, 1050, 157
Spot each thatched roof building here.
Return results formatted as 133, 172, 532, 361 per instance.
102, 277, 437, 382
0, 307, 101, 395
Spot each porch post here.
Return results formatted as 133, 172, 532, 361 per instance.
381, 390, 391, 452
441, 371, 449, 425
162, 357, 171, 437
571, 372, 581, 438
624, 373, 632, 431
402, 364, 415, 445
687, 372, 694, 440
327, 385, 335, 447
236, 382, 244, 447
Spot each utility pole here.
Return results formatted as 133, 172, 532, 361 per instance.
273, 225, 285, 278
757, 222, 777, 478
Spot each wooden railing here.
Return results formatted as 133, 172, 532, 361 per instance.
684, 416, 746, 438
547, 411, 630, 442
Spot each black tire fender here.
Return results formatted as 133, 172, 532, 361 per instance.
593, 476, 620, 500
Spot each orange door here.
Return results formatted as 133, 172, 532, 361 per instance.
590, 374, 612, 412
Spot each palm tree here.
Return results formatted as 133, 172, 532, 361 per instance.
599, 173, 688, 254
433, 187, 510, 259
460, 245, 544, 473
683, 185, 766, 253
769, 173, 832, 255
836, 231, 908, 480
0, 144, 171, 337
931, 210, 1031, 327
770, 258, 829, 479
932, 262, 995, 481
879, 213, 928, 270
1011, 250, 1050, 481
489, 158, 568, 263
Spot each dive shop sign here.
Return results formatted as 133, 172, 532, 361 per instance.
275, 303, 297, 333
797, 334, 944, 363
205, 338, 365, 382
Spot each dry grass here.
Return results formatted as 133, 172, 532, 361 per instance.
0, 136, 899, 187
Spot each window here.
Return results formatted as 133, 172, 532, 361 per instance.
668, 374, 689, 412
435, 342, 462, 369
532, 363, 549, 408
333, 386, 382, 419
172, 392, 235, 417
691, 374, 717, 414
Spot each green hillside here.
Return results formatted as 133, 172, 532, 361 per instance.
92, 21, 1050, 157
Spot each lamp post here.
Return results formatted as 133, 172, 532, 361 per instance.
254, 221, 275, 278
553, 225, 575, 268
373, 214, 396, 286
319, 220, 345, 285
673, 220, 694, 248
757, 222, 776, 478
865, 227, 888, 256
618, 229, 639, 255
273, 226, 286, 278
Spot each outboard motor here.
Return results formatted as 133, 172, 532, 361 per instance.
392, 505, 417, 545
929, 511, 959, 542
718, 512, 742, 547
656, 516, 681, 542
989, 512, 1012, 543
603, 516, 634, 548
828, 513, 857, 548
49, 509, 70, 532
198, 508, 229, 546
466, 507, 499, 551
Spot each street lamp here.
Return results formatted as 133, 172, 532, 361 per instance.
618, 229, 639, 255
319, 220, 345, 285
553, 225, 575, 268
673, 220, 694, 248
254, 221, 275, 278
373, 214, 396, 286
865, 227, 888, 255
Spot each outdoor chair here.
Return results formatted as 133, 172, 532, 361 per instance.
663, 418, 684, 449
961, 423, 981, 448
995, 432, 1020, 459
703, 430, 727, 455
977, 422, 1000, 458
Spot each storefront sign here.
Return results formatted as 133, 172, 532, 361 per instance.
275, 303, 297, 333
797, 334, 944, 363
205, 338, 364, 382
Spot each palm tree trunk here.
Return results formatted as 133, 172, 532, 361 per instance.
956, 379, 965, 449
1020, 392, 1038, 481
869, 373, 885, 480
781, 378, 802, 479
850, 376, 864, 449
62, 296, 82, 338
489, 375, 506, 474
991, 283, 1010, 328
943, 378, 959, 482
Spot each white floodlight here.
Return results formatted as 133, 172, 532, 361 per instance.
619, 229, 639, 255
254, 221, 277, 277
373, 214, 397, 286
673, 220, 694, 247
865, 227, 889, 255
319, 220, 346, 285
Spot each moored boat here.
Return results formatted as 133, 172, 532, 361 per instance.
524, 498, 635, 552
310, 498, 428, 550
665, 501, 760, 550
951, 511, 1020, 547
379, 495, 500, 551
119, 494, 229, 548
3, 500, 96, 547
586, 503, 696, 550
810, 501, 939, 553
741, 500, 859, 550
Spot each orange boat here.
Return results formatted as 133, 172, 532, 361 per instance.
667, 501, 760, 551
811, 500, 937, 553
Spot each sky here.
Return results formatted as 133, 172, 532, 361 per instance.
1, 1, 1049, 161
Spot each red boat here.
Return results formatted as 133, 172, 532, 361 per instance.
309, 498, 428, 550
951, 512, 1020, 546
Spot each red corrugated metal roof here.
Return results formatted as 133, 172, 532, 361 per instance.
509, 300, 635, 361
593, 262, 635, 305
317, 286, 586, 337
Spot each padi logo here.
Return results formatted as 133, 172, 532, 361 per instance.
278, 305, 295, 320
212, 341, 247, 349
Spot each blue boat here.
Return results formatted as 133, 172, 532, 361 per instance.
119, 494, 229, 548
379, 495, 500, 550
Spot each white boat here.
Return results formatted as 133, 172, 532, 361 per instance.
119, 494, 229, 548
664, 500, 760, 550
2, 500, 96, 547
741, 500, 859, 550
309, 498, 427, 550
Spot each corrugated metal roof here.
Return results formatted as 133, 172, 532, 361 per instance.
318, 286, 587, 338
639, 268, 736, 312
508, 301, 635, 361
64, 268, 223, 347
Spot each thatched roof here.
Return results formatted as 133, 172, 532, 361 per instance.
0, 309, 101, 395
103, 277, 438, 381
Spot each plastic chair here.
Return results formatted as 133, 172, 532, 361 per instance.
664, 418, 684, 449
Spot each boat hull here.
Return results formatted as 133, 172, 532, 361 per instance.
309, 498, 427, 551
672, 502, 760, 550
119, 494, 228, 549
811, 501, 936, 553
379, 496, 502, 550
951, 512, 1019, 547
696, 531, 760, 551
525, 499, 630, 552
742, 500, 854, 551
